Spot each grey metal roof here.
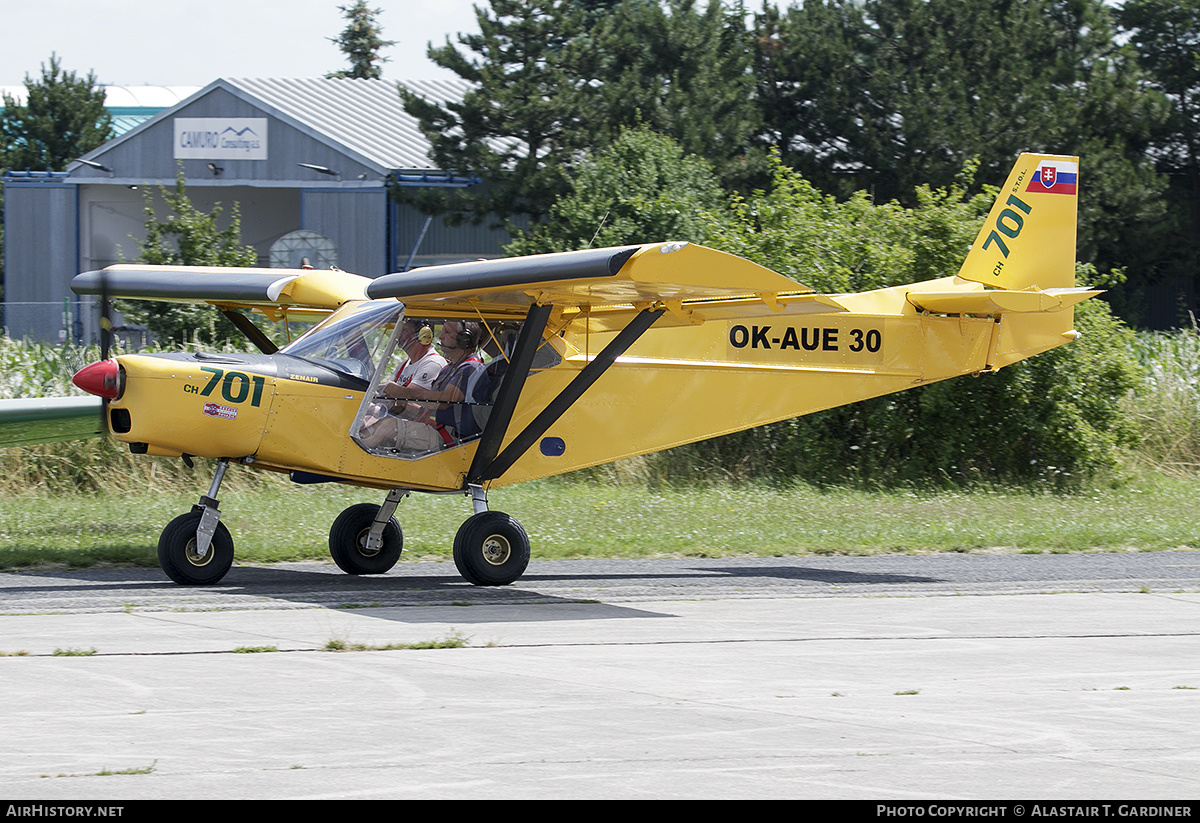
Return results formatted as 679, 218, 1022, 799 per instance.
71, 77, 472, 175
221, 77, 468, 172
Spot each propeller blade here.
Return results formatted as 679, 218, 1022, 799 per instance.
97, 267, 111, 435
99, 266, 111, 361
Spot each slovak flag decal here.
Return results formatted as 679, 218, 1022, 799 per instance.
1025, 159, 1078, 195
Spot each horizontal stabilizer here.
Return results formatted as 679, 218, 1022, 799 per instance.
907, 287, 1102, 315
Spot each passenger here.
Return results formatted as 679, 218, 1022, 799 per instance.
359, 320, 485, 452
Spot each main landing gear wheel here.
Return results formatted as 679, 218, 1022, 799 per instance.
453, 511, 530, 586
158, 510, 234, 586
328, 503, 403, 575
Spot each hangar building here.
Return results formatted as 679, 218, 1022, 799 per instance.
2, 77, 510, 342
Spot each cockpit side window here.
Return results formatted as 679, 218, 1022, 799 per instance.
350, 317, 561, 461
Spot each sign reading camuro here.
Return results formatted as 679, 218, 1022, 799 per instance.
173, 118, 268, 160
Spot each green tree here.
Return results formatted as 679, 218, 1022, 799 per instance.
1117, 0, 1200, 323
398, 0, 597, 224
1, 54, 113, 299
0, 54, 112, 171
752, 0, 1168, 310
588, 0, 762, 189
399, 0, 761, 224
699, 158, 1141, 486
505, 126, 726, 254
326, 2, 395, 80
1119, 0, 1200, 182
121, 173, 259, 346
750, 0, 861, 187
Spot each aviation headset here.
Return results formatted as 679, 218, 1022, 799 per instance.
407, 319, 434, 346
448, 320, 482, 352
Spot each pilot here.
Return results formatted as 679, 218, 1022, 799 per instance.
358, 320, 485, 452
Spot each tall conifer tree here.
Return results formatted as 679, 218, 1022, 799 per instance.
399, 0, 597, 223
327, 2, 395, 80
0, 54, 112, 171
1118, 0, 1200, 319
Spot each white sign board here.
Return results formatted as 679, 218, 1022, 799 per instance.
174, 118, 268, 160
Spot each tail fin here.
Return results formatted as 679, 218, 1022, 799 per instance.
957, 153, 1078, 291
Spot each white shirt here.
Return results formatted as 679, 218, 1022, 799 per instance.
396, 348, 448, 390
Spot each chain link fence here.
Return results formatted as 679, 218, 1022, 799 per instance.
1, 299, 148, 349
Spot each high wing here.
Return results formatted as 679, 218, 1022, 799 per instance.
70, 241, 1097, 329
368, 242, 850, 329
0, 396, 103, 448
367, 240, 1098, 332
70, 245, 851, 341
71, 264, 375, 354
71, 264, 371, 310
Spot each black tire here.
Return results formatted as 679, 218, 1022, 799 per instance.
452, 511, 530, 586
328, 503, 403, 575
158, 510, 234, 586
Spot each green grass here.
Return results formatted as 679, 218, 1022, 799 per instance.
4, 329, 1200, 569
1, 471, 1198, 571
324, 632, 468, 650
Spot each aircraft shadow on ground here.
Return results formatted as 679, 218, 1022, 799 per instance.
0, 561, 944, 621
704, 564, 941, 585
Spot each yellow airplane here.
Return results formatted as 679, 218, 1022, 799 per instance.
64, 152, 1095, 587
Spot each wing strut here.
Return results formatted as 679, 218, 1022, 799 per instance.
466, 303, 554, 486
472, 306, 665, 484
220, 309, 279, 354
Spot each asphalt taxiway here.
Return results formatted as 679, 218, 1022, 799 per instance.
1, 555, 1198, 799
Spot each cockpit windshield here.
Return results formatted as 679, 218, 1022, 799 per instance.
279, 301, 405, 381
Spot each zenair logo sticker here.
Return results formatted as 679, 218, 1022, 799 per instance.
203, 402, 238, 421
1025, 160, 1077, 195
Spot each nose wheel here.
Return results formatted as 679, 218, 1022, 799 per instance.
158, 458, 235, 585
453, 511, 530, 586
158, 509, 234, 585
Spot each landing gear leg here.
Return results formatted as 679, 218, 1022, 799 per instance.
194, 458, 229, 557
158, 458, 234, 585
469, 484, 489, 515
453, 486, 531, 586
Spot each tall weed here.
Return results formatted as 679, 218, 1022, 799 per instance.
1126, 326, 1200, 474
0, 336, 284, 496
0, 337, 98, 399
8, 324, 1200, 496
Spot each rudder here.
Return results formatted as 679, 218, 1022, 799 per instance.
957, 153, 1078, 291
